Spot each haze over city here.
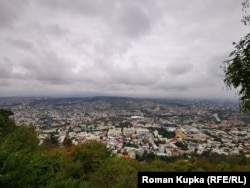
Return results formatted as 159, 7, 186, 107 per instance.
0, 0, 249, 99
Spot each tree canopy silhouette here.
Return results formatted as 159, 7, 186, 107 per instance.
223, 0, 250, 113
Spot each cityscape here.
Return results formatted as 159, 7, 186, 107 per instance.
1, 96, 249, 159
0, 0, 249, 187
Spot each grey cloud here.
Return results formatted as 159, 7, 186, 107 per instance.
0, 0, 18, 27
206, 55, 227, 77
154, 67, 219, 93
7, 38, 34, 52
20, 53, 77, 85
45, 24, 69, 37
114, 69, 159, 86
160, 85, 189, 92
39, 0, 156, 39
0, 0, 27, 28
165, 58, 193, 75
113, 1, 151, 38
0, 79, 10, 87
0, 57, 13, 78
94, 39, 132, 59
0, 0, 247, 99
38, 0, 106, 16
153, 80, 191, 92
0, 57, 31, 80
79, 59, 161, 87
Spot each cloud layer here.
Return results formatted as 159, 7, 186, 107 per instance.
0, 0, 248, 99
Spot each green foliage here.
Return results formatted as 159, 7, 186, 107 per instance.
89, 157, 137, 188
46, 178, 89, 188
149, 127, 175, 138
61, 140, 111, 181
21, 151, 62, 187
117, 121, 132, 128
0, 109, 16, 139
0, 126, 39, 187
141, 157, 171, 171
175, 141, 188, 150
223, 33, 250, 113
0, 108, 250, 187
242, 0, 250, 26
223, 1, 250, 113
42, 133, 59, 151
123, 141, 139, 148
195, 155, 250, 172
168, 159, 203, 172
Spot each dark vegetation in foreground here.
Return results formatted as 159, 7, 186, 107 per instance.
0, 109, 250, 188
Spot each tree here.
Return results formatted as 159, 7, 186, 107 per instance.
242, 0, 250, 26
0, 109, 16, 139
61, 140, 110, 181
223, 0, 250, 113
21, 151, 62, 187
42, 133, 59, 151
0, 126, 39, 187
89, 157, 138, 188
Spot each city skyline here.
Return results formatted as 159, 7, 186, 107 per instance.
0, 0, 249, 100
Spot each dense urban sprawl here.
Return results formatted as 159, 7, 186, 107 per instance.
1, 96, 250, 159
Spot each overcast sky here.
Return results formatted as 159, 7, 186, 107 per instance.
0, 0, 249, 100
